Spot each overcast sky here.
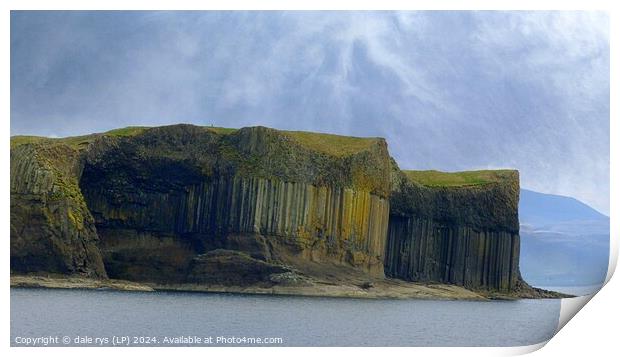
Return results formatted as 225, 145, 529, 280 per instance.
10, 11, 610, 214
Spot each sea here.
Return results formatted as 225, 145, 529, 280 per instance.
10, 284, 599, 347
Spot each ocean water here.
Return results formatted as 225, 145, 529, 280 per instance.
10, 287, 562, 347
538, 284, 604, 297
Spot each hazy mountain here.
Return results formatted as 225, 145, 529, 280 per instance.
519, 189, 609, 288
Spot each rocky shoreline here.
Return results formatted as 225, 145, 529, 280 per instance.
10, 125, 573, 299
10, 275, 572, 300
10, 275, 154, 292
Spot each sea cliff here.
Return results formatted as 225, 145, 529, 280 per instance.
10, 124, 565, 299
386, 170, 521, 292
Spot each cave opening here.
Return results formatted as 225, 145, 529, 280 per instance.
78, 148, 215, 283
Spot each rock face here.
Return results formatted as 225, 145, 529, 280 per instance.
10, 142, 106, 278
186, 249, 291, 287
385, 170, 522, 292
11, 125, 391, 285
10, 124, 527, 293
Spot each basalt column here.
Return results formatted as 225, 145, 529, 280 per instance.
385, 170, 522, 292
76, 125, 394, 282
180, 176, 390, 275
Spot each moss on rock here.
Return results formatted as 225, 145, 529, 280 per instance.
10, 123, 529, 294
10, 141, 106, 277
404, 169, 516, 188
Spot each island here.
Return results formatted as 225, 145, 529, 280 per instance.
10, 124, 567, 300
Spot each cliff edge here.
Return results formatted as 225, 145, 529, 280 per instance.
10, 124, 562, 299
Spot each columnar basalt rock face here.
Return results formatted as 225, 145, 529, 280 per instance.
11, 124, 392, 284
82, 176, 389, 281
385, 217, 520, 291
385, 170, 522, 291
10, 124, 526, 293
10, 143, 106, 278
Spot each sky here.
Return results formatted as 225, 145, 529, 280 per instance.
10, 11, 610, 214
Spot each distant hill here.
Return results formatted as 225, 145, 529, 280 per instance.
519, 189, 609, 288
520, 189, 607, 227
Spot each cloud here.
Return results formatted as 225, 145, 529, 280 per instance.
469, 11, 609, 213
10, 11, 610, 214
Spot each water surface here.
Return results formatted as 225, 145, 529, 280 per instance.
11, 288, 561, 347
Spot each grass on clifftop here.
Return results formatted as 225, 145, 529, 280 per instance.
11, 125, 378, 157
11, 127, 150, 150
281, 130, 379, 157
104, 126, 150, 137
404, 169, 514, 187
206, 126, 238, 135
11, 134, 100, 150
10, 135, 48, 148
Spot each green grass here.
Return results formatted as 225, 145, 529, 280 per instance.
11, 133, 101, 150
281, 130, 379, 157
403, 169, 514, 187
10, 136, 49, 149
206, 126, 238, 135
11, 127, 148, 150
11, 125, 378, 157
104, 126, 149, 137
54, 134, 101, 149
10, 134, 95, 150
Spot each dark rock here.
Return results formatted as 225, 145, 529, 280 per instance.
384, 170, 523, 292
10, 143, 106, 278
359, 281, 374, 289
186, 249, 289, 286
10, 124, 530, 295
268, 271, 311, 286
11, 125, 392, 282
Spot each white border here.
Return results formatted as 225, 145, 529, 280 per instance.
2, 0, 618, 11
3, 1, 617, 356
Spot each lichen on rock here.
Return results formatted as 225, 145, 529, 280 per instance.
10, 124, 535, 296
10, 141, 106, 277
